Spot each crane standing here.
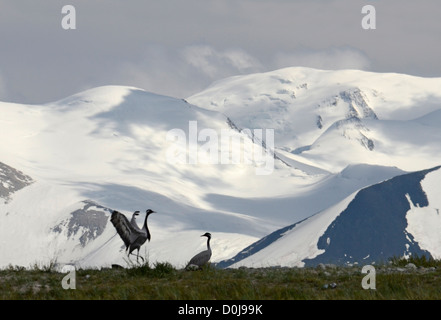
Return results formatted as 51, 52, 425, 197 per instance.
130, 211, 142, 232
186, 232, 212, 270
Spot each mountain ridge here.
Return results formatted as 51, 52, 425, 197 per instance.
188, 66, 441, 172
220, 165, 441, 268
0, 66, 440, 269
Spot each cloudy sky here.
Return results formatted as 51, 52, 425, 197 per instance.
1, 0, 440, 104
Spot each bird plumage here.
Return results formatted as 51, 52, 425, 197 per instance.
186, 232, 212, 270
111, 209, 155, 262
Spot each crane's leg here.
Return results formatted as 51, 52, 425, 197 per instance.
136, 248, 145, 263
127, 252, 141, 262
127, 247, 145, 264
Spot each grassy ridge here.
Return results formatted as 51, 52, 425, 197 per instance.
1, 257, 441, 300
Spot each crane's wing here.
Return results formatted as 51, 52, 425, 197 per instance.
110, 210, 140, 249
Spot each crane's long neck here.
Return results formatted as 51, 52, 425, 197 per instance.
143, 214, 151, 240
206, 236, 211, 251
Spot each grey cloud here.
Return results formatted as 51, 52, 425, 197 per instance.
182, 45, 262, 78
111, 45, 263, 99
0, 0, 440, 103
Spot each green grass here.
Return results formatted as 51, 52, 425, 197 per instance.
1, 259, 441, 300
389, 254, 441, 268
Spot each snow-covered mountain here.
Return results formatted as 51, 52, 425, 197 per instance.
218, 166, 441, 268
188, 66, 441, 267
0, 85, 356, 269
1, 67, 440, 269
0, 86, 284, 268
188, 67, 441, 173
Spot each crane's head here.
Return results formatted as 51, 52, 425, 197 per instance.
201, 232, 211, 238
146, 209, 156, 215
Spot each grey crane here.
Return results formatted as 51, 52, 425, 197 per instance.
110, 209, 156, 262
186, 232, 212, 270
130, 211, 142, 232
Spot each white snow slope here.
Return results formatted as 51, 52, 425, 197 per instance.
0, 66, 440, 269
406, 168, 441, 259
189, 67, 441, 172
